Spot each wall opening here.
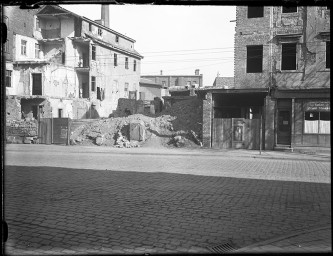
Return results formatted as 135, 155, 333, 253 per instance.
246, 45, 263, 73
32, 73, 42, 95
248, 7, 264, 18
281, 43, 297, 70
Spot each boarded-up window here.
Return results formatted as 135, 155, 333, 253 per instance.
281, 43, 297, 70
247, 45, 263, 73
326, 41, 330, 69
248, 7, 264, 18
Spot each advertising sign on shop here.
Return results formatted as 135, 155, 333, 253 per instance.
304, 101, 330, 111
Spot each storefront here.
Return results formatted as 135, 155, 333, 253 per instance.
272, 88, 330, 148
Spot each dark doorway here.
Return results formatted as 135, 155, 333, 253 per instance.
32, 105, 38, 119
277, 110, 291, 145
32, 73, 42, 95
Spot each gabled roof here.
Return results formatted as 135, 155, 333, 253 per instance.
36, 5, 136, 43
213, 77, 234, 88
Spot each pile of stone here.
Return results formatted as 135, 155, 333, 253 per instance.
114, 130, 139, 148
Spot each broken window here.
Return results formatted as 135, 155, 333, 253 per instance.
281, 43, 297, 70
326, 41, 330, 69
282, 6, 297, 13
133, 60, 137, 71
248, 6, 264, 18
247, 45, 263, 73
6, 70, 12, 87
125, 57, 129, 69
21, 40, 27, 55
114, 53, 118, 66
35, 43, 40, 58
92, 45, 96, 60
91, 76, 96, 91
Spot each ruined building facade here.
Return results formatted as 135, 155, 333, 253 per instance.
200, 6, 330, 150
5, 5, 143, 120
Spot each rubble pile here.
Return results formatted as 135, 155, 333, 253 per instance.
70, 98, 203, 148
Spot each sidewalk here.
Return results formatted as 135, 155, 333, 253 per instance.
236, 226, 332, 253
5, 143, 331, 162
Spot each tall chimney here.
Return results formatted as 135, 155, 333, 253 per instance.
195, 69, 200, 75
101, 4, 109, 28
160, 70, 163, 75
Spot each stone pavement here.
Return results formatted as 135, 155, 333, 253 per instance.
237, 226, 331, 253
3, 144, 331, 254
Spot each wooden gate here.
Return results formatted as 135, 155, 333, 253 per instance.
212, 118, 261, 149
38, 118, 71, 145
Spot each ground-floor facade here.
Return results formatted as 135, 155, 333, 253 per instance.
199, 87, 330, 150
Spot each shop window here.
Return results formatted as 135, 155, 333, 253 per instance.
133, 60, 136, 71
21, 40, 27, 55
92, 45, 96, 60
114, 53, 118, 66
6, 70, 12, 87
282, 6, 297, 13
125, 57, 129, 69
326, 41, 330, 69
281, 43, 297, 70
304, 111, 330, 134
247, 45, 263, 73
248, 6, 264, 18
91, 76, 96, 91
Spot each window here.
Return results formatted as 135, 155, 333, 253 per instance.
62, 52, 65, 65
89, 23, 92, 31
91, 76, 96, 91
58, 109, 63, 118
98, 28, 102, 36
125, 57, 129, 69
21, 40, 27, 55
139, 92, 145, 100
5, 40, 10, 53
162, 81, 166, 87
248, 6, 264, 18
326, 41, 330, 69
92, 45, 96, 60
115, 35, 119, 43
114, 53, 118, 66
35, 17, 40, 30
124, 83, 129, 91
6, 70, 12, 87
304, 111, 330, 134
35, 43, 40, 58
282, 6, 297, 13
281, 43, 297, 70
133, 60, 137, 71
247, 45, 263, 73
129, 91, 136, 99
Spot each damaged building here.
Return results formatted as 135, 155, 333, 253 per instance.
5, 5, 143, 121
199, 6, 330, 150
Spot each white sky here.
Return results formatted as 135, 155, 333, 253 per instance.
61, 4, 236, 86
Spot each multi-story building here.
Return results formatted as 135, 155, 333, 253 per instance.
199, 6, 330, 150
5, 5, 143, 120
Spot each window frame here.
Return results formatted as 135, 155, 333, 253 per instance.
35, 43, 40, 58
133, 60, 137, 71
21, 40, 27, 56
246, 45, 263, 73
125, 57, 129, 69
114, 53, 118, 67
281, 43, 297, 71
92, 45, 96, 60
247, 6, 264, 18
91, 76, 96, 92
6, 70, 12, 87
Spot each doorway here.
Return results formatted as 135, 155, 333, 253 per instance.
277, 109, 291, 145
32, 73, 42, 95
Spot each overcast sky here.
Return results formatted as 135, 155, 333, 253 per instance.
61, 4, 236, 86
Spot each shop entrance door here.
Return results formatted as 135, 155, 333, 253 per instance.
277, 110, 291, 145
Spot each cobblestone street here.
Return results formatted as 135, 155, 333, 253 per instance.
4, 145, 331, 254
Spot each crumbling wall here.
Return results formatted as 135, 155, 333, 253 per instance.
6, 96, 21, 120
114, 98, 144, 117
6, 119, 38, 144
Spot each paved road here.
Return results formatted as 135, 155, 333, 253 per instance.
4, 144, 331, 254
